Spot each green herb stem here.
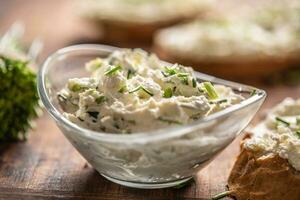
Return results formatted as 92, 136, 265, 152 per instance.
163, 87, 173, 98
158, 117, 181, 125
250, 89, 257, 96
127, 69, 134, 79
296, 117, 300, 125
203, 82, 219, 99
129, 85, 153, 96
296, 130, 300, 138
209, 99, 228, 104
212, 191, 232, 200
95, 96, 107, 104
192, 78, 197, 88
104, 65, 122, 75
275, 117, 290, 126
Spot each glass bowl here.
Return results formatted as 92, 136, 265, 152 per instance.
38, 44, 266, 189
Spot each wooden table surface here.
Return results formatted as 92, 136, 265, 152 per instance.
0, 1, 299, 199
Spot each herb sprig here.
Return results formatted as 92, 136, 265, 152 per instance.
0, 56, 40, 141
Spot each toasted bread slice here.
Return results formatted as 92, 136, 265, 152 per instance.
228, 145, 300, 200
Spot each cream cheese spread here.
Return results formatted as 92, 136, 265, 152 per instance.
155, 18, 300, 62
244, 98, 300, 171
58, 49, 243, 134
77, 0, 213, 25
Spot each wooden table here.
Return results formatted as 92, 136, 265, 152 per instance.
0, 1, 299, 199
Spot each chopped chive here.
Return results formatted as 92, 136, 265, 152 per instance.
192, 78, 197, 88
296, 131, 300, 138
250, 89, 257, 96
164, 66, 177, 76
104, 65, 122, 75
140, 86, 154, 96
161, 71, 168, 77
129, 86, 141, 94
70, 84, 83, 92
173, 86, 177, 92
181, 76, 189, 85
129, 85, 153, 96
163, 88, 173, 98
275, 117, 290, 126
87, 111, 99, 119
118, 85, 127, 93
203, 82, 219, 99
158, 117, 181, 124
296, 118, 300, 125
177, 73, 189, 77
95, 96, 106, 104
127, 69, 134, 79
212, 191, 232, 200
209, 99, 228, 104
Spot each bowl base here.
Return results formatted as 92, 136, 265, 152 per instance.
101, 174, 193, 189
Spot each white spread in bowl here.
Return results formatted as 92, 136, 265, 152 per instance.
58, 49, 243, 133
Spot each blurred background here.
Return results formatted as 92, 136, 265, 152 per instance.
0, 0, 300, 84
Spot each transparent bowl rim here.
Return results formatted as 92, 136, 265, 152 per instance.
38, 44, 266, 143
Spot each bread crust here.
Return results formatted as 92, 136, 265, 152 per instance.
228, 139, 300, 200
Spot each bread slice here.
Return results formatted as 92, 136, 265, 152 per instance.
228, 98, 300, 200
228, 142, 300, 200
154, 1, 300, 80
154, 44, 295, 81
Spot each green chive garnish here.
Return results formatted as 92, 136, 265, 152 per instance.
163, 88, 173, 98
192, 78, 197, 88
296, 131, 300, 138
118, 85, 127, 93
209, 99, 228, 104
177, 73, 189, 77
296, 117, 300, 125
158, 117, 181, 124
104, 65, 122, 75
203, 82, 219, 99
250, 89, 257, 96
275, 117, 290, 126
127, 69, 134, 79
95, 96, 106, 104
212, 191, 232, 200
181, 77, 189, 85
129, 85, 153, 96
164, 66, 177, 76
140, 86, 154, 96
70, 84, 84, 92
